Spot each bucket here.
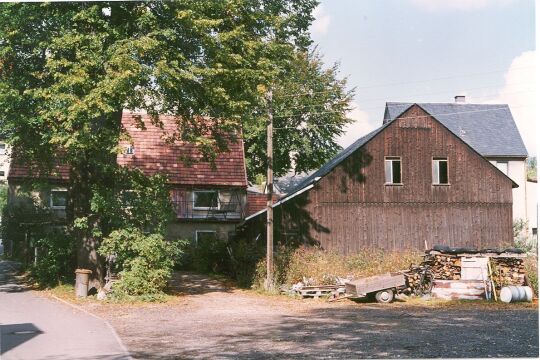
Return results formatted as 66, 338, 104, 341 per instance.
499, 286, 533, 303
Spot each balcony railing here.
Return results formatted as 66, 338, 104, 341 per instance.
171, 200, 245, 221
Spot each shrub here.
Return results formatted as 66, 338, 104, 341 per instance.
226, 238, 266, 287
31, 230, 76, 288
98, 228, 184, 298
187, 239, 229, 274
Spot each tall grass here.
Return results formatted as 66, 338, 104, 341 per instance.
524, 255, 538, 295
254, 247, 424, 288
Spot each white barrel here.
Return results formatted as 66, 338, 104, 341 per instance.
500, 286, 533, 303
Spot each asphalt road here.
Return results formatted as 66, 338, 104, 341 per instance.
0, 260, 130, 360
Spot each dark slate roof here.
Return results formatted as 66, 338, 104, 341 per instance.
274, 170, 314, 194
384, 102, 528, 157
287, 126, 385, 194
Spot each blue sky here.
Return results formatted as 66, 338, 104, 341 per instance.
310, 0, 536, 154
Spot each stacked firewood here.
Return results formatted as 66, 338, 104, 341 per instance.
424, 254, 461, 280
491, 257, 526, 289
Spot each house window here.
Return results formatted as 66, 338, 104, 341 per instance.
125, 145, 135, 155
195, 230, 217, 245
0, 143, 5, 155
384, 157, 402, 184
50, 190, 68, 209
432, 157, 449, 185
0, 171, 4, 177
496, 161, 508, 175
193, 190, 219, 209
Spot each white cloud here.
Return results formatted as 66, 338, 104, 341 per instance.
336, 102, 379, 148
410, 0, 514, 12
475, 51, 537, 155
310, 5, 331, 36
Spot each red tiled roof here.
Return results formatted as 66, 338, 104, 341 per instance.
118, 112, 247, 186
8, 158, 70, 182
246, 190, 280, 216
8, 111, 248, 187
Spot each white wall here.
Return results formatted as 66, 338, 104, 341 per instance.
488, 158, 527, 222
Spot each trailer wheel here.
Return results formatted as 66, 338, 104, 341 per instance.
375, 289, 394, 303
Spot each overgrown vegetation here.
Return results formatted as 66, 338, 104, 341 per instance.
513, 219, 537, 253
31, 230, 76, 288
524, 255, 538, 296
98, 229, 184, 301
252, 247, 423, 289
527, 157, 537, 181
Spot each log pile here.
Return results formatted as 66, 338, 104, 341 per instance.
491, 257, 526, 289
424, 254, 461, 280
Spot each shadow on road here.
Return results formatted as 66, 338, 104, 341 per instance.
167, 271, 235, 295
0, 323, 43, 355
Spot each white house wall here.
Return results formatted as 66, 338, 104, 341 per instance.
489, 158, 528, 223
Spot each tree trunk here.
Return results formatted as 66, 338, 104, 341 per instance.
67, 161, 105, 289
66, 110, 124, 289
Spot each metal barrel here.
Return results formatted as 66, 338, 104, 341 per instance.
75, 269, 92, 298
500, 286, 533, 303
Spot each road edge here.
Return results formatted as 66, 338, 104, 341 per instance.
49, 294, 133, 360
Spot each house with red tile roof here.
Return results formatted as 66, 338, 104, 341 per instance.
7, 111, 249, 243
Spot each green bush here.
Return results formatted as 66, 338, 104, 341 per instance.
186, 239, 229, 274
98, 228, 184, 298
226, 238, 266, 287
31, 230, 76, 288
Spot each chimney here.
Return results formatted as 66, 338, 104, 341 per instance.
454, 95, 466, 103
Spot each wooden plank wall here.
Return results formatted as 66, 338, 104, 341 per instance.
275, 105, 514, 253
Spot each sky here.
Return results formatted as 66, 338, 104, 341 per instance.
310, 0, 537, 155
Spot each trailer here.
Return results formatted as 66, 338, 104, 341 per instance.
345, 272, 407, 303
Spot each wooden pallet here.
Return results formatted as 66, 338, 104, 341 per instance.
297, 286, 345, 299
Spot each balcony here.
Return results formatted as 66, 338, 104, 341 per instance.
171, 200, 245, 221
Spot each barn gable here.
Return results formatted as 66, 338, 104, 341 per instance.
243, 104, 515, 252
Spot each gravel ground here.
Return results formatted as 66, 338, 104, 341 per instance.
80, 272, 539, 359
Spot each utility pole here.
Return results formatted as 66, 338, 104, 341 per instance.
265, 88, 274, 291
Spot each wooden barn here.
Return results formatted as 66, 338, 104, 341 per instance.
241, 103, 518, 253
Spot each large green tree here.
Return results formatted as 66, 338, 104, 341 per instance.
0, 1, 317, 284
244, 49, 353, 180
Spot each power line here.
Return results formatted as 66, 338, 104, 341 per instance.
272, 103, 535, 130
277, 65, 535, 98
270, 88, 536, 117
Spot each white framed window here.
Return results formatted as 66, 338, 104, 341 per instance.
50, 189, 68, 209
0, 171, 4, 177
432, 157, 449, 185
195, 230, 217, 245
0, 143, 5, 155
496, 161, 508, 175
193, 190, 219, 210
384, 157, 402, 184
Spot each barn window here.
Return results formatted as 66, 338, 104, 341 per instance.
432, 157, 449, 185
384, 157, 401, 184
193, 190, 219, 209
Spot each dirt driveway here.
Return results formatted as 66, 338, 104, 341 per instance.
81, 272, 538, 359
